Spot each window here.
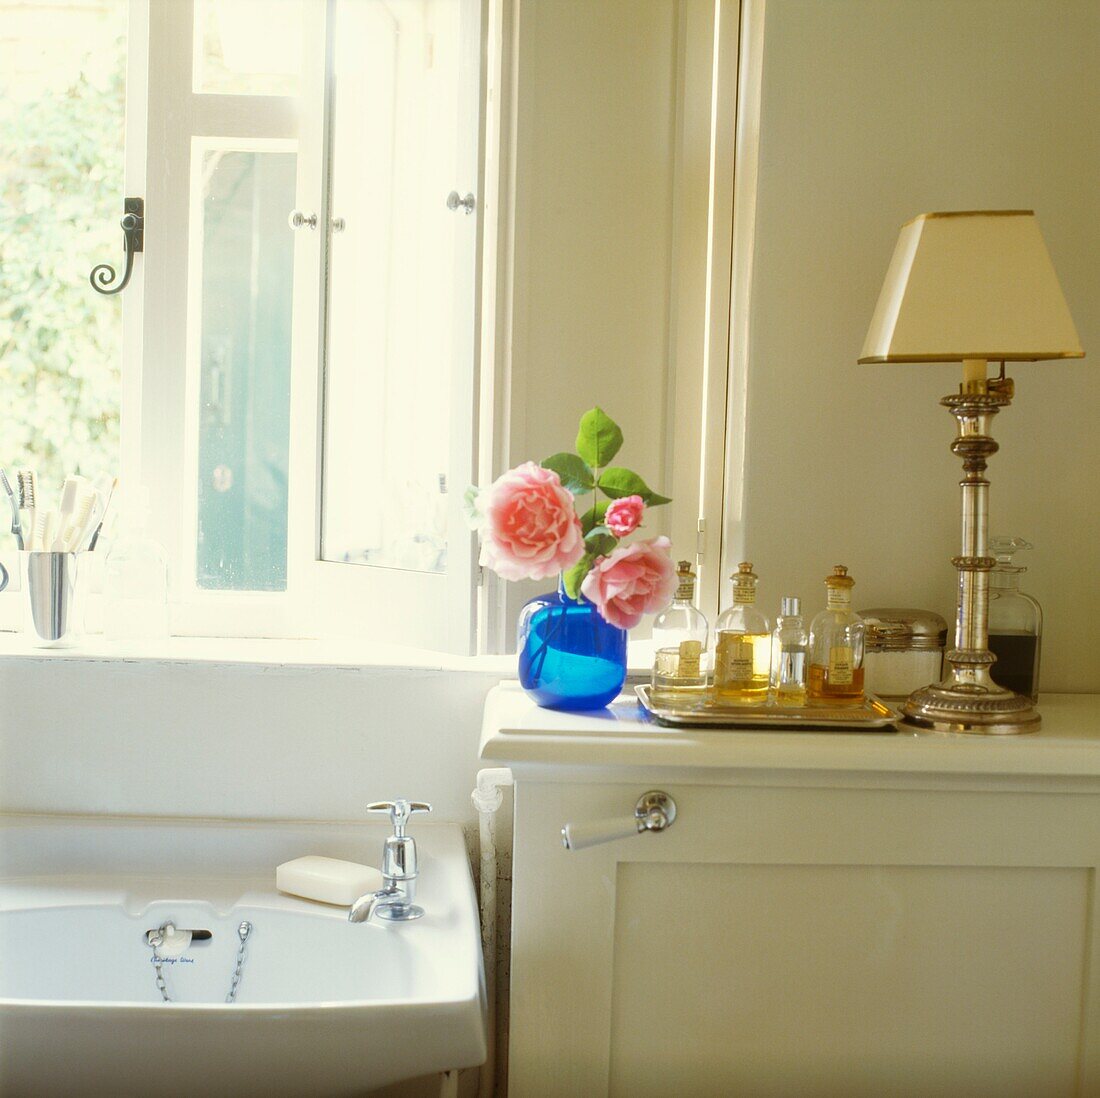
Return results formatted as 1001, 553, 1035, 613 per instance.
322, 0, 469, 576
304, 0, 483, 652
193, 0, 304, 97
0, 0, 126, 519
133, 0, 305, 638
191, 142, 296, 593
0, 0, 486, 647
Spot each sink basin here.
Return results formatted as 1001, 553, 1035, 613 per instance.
0, 815, 486, 1097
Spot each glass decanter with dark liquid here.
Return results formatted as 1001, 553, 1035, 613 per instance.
988, 536, 1042, 702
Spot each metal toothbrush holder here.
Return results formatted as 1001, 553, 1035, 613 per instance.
24, 551, 87, 648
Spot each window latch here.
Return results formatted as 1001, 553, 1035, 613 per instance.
90, 197, 144, 296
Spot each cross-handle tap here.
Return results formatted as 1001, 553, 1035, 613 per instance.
366, 799, 432, 838
349, 800, 433, 923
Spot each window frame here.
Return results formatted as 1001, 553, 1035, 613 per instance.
133, 0, 305, 637
295, 0, 487, 653
126, 0, 487, 651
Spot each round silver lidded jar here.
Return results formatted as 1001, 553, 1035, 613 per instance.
858, 608, 948, 700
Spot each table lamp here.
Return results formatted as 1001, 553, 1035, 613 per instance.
859, 210, 1083, 734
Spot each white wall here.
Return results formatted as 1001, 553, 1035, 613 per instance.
502, 0, 721, 629
0, 656, 499, 823
733, 0, 1100, 691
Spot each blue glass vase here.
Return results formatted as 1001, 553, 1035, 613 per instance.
517, 581, 628, 711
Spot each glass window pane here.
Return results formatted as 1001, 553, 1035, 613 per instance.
0, 0, 126, 492
194, 0, 304, 97
194, 147, 295, 591
321, 0, 468, 574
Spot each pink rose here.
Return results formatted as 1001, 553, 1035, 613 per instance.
604, 495, 644, 537
580, 536, 675, 630
479, 462, 585, 582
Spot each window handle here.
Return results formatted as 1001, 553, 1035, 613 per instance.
90, 197, 144, 296
288, 209, 318, 230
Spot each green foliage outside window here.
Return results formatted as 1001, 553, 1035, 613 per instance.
0, 27, 125, 494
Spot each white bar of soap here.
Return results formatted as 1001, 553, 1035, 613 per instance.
276, 856, 384, 906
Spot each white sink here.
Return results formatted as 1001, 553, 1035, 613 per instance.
0, 814, 486, 1097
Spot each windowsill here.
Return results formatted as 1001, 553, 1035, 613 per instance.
0, 631, 657, 676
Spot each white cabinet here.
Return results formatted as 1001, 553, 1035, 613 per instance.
481, 685, 1100, 1097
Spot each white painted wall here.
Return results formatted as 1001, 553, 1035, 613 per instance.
730, 0, 1100, 691
0, 655, 499, 824
501, 0, 725, 630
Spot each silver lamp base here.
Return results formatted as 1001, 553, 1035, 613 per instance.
901, 680, 1040, 735
898, 370, 1043, 737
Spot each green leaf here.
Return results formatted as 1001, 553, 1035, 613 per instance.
584, 530, 617, 558
541, 452, 594, 494
462, 485, 484, 528
580, 500, 609, 534
575, 407, 623, 468
562, 557, 593, 600
597, 467, 672, 506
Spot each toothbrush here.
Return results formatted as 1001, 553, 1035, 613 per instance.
42, 511, 59, 554
53, 475, 87, 551
87, 476, 118, 551
62, 484, 96, 551
78, 474, 114, 551
31, 510, 47, 554
16, 469, 37, 551
0, 469, 24, 550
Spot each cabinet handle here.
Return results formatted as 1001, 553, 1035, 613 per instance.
561, 791, 677, 852
288, 209, 318, 230
446, 190, 476, 214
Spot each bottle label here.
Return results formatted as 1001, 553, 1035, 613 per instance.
678, 640, 702, 677
717, 634, 754, 681
828, 645, 854, 685
826, 590, 851, 611
733, 589, 755, 606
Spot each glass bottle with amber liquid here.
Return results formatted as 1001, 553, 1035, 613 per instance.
712, 562, 771, 702
651, 561, 710, 700
808, 565, 865, 701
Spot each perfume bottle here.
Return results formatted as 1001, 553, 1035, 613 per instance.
988, 536, 1042, 701
771, 596, 808, 706
808, 565, 865, 701
651, 561, 709, 698
712, 562, 771, 702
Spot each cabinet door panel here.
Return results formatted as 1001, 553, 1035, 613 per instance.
508, 779, 1100, 1096
610, 862, 1086, 1097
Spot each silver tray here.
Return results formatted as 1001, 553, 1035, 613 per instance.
635, 684, 901, 731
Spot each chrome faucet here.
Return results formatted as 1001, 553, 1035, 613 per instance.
348, 799, 432, 923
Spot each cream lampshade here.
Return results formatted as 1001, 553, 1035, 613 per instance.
860, 210, 1083, 735
860, 210, 1083, 364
